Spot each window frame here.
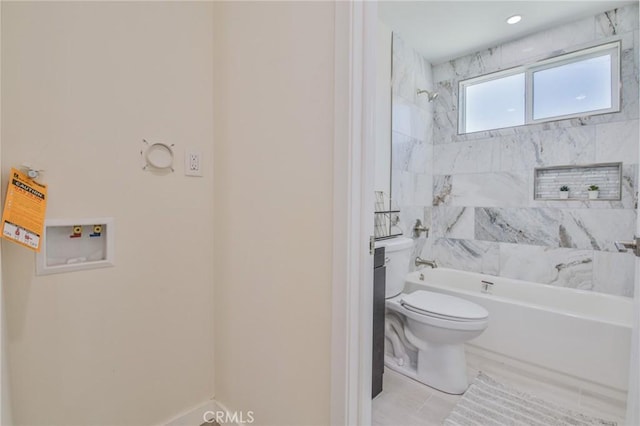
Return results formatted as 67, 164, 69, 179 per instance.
458, 41, 621, 135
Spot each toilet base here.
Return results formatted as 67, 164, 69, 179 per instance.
384, 343, 469, 395
417, 343, 469, 394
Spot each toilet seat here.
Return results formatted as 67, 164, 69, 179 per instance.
400, 290, 488, 322
385, 289, 490, 393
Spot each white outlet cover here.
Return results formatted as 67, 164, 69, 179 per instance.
185, 149, 203, 177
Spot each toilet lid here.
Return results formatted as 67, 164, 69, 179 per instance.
400, 290, 488, 321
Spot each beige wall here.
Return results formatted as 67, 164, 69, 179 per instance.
1, 2, 215, 425
0, 2, 8, 423
2, 2, 338, 425
212, 2, 334, 425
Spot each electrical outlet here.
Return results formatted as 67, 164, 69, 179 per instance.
185, 149, 202, 177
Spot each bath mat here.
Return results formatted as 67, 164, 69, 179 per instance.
443, 372, 617, 426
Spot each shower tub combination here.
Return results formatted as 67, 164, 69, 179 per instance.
403, 268, 633, 397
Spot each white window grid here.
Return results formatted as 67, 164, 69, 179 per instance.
458, 40, 621, 135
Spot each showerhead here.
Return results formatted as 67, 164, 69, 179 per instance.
417, 89, 439, 102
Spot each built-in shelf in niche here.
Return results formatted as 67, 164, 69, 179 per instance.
534, 162, 622, 201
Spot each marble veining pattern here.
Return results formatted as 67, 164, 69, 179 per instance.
433, 42, 639, 146
499, 244, 593, 290
432, 47, 501, 84
391, 131, 416, 174
400, 6, 637, 297
432, 140, 498, 175
595, 4, 640, 38
432, 175, 452, 206
415, 173, 433, 208
432, 80, 458, 144
622, 164, 638, 209
399, 206, 431, 269
500, 17, 595, 70
431, 238, 499, 275
558, 209, 636, 251
499, 127, 596, 172
634, 30, 639, 71
475, 208, 560, 246
431, 206, 474, 240
389, 32, 436, 266
474, 207, 636, 253
392, 33, 435, 111
392, 131, 430, 175
450, 172, 529, 207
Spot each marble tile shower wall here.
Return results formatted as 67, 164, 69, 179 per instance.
425, 4, 640, 297
391, 33, 434, 261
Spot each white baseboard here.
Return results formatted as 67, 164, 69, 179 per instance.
163, 399, 239, 426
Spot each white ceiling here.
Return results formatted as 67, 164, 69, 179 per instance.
378, 1, 638, 64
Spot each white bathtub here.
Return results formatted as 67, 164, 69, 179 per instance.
404, 268, 634, 391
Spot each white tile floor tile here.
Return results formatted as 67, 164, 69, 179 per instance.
372, 363, 626, 425
372, 368, 460, 426
466, 351, 627, 423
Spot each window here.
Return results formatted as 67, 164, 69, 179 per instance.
458, 42, 620, 134
532, 53, 613, 120
465, 73, 525, 134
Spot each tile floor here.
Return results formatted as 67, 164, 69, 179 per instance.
372, 357, 627, 426
372, 367, 461, 426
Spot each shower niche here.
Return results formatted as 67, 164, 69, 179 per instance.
534, 162, 622, 201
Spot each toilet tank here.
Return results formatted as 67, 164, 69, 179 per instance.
375, 237, 413, 298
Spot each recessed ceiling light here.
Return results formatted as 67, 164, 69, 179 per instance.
507, 15, 522, 25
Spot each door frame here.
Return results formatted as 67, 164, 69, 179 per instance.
331, 3, 640, 425
331, 1, 377, 425
0, 2, 8, 422
627, 99, 640, 425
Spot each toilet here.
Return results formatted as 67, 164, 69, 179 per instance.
377, 237, 489, 395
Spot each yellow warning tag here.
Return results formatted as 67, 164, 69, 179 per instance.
1, 168, 48, 251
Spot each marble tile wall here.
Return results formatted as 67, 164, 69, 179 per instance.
391, 33, 434, 256
422, 4, 640, 297
534, 164, 621, 200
